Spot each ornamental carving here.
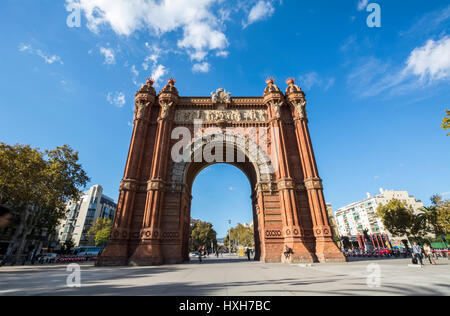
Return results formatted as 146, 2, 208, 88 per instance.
147, 180, 165, 191
265, 229, 283, 238
304, 178, 323, 190
278, 180, 294, 189
160, 102, 173, 119
135, 101, 150, 120
270, 101, 283, 119
211, 88, 231, 104
120, 179, 139, 191
292, 100, 307, 120
174, 109, 268, 123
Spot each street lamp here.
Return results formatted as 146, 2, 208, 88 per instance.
228, 219, 232, 255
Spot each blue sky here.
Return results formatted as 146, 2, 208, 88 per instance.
0, 0, 449, 237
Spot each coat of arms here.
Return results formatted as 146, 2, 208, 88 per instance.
211, 88, 231, 104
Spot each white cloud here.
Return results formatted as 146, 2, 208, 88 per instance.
107, 91, 126, 107
131, 65, 139, 77
18, 43, 31, 52
244, 1, 275, 28
347, 35, 450, 98
143, 43, 162, 71
67, 0, 230, 62
357, 0, 369, 11
192, 62, 211, 73
216, 50, 229, 58
405, 36, 450, 82
18, 43, 63, 65
100, 47, 116, 65
150, 64, 168, 85
299, 72, 335, 91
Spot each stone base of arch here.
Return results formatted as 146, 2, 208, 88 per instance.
315, 238, 347, 263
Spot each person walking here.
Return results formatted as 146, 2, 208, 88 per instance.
246, 248, 251, 261
423, 243, 436, 265
198, 247, 203, 264
412, 242, 424, 267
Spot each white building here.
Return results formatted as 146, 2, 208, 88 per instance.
58, 185, 117, 247
335, 189, 423, 242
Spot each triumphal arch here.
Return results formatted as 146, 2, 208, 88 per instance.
98, 78, 345, 265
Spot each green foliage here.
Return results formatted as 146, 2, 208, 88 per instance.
419, 194, 450, 237
190, 220, 217, 251
377, 196, 450, 240
376, 199, 426, 238
87, 218, 113, 247
442, 110, 450, 136
436, 199, 450, 234
225, 223, 254, 249
0, 143, 89, 258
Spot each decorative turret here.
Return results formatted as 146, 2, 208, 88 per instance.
263, 78, 282, 95
285, 78, 305, 103
285, 78, 307, 121
159, 78, 179, 101
135, 78, 157, 104
157, 78, 178, 121
134, 78, 157, 121
263, 78, 284, 120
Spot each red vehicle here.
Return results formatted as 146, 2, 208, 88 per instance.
378, 248, 392, 257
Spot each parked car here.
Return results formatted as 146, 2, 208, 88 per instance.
72, 247, 104, 258
38, 253, 58, 264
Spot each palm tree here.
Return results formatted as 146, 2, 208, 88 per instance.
419, 206, 442, 238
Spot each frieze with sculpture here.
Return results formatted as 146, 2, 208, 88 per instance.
174, 109, 268, 123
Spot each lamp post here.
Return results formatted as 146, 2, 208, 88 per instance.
228, 219, 232, 256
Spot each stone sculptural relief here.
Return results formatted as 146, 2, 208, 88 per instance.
174, 109, 268, 123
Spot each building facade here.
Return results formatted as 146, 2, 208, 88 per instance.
326, 204, 339, 240
335, 189, 424, 245
58, 185, 117, 247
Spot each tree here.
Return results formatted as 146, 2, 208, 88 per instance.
87, 218, 112, 247
376, 199, 426, 240
436, 199, 450, 235
0, 143, 89, 262
417, 195, 446, 238
417, 195, 450, 238
442, 110, 450, 136
190, 220, 217, 252
63, 239, 75, 254
225, 223, 254, 249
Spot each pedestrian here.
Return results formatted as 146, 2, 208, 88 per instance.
0, 206, 12, 228
246, 248, 251, 261
198, 247, 203, 263
423, 243, 436, 265
412, 242, 424, 267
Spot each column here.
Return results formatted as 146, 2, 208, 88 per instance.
129, 79, 178, 265
98, 79, 156, 266
285, 78, 346, 263
263, 79, 315, 263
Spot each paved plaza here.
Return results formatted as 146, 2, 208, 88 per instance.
0, 256, 449, 296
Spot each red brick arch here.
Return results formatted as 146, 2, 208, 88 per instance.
98, 79, 345, 266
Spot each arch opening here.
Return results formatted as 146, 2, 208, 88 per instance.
187, 164, 259, 263
170, 135, 270, 263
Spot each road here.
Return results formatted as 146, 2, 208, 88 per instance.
0, 256, 449, 296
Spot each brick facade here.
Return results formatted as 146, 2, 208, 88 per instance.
97, 78, 345, 266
